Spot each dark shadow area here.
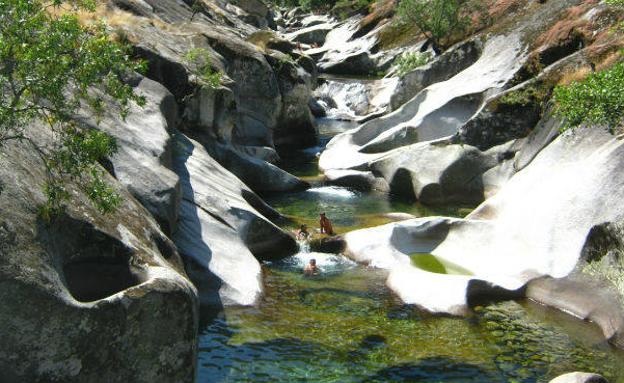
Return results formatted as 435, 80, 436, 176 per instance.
360, 357, 504, 383
172, 133, 225, 309
64, 257, 144, 302
38, 212, 148, 303
466, 279, 526, 308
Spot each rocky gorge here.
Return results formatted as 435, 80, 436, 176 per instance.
1, 0, 624, 382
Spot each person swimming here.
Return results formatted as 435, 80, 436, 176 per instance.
319, 212, 334, 235
304, 258, 319, 276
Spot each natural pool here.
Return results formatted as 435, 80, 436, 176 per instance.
197, 252, 624, 382
197, 116, 624, 383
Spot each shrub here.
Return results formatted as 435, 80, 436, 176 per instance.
553, 62, 624, 132
185, 48, 223, 88
394, 51, 432, 76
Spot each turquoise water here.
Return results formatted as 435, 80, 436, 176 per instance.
197, 117, 624, 383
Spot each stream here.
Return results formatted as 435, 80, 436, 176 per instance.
197, 77, 624, 383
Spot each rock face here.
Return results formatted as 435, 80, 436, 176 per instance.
172, 134, 298, 306
79, 77, 180, 235
112, 0, 317, 191
549, 372, 608, 383
341, 124, 624, 347
0, 127, 198, 382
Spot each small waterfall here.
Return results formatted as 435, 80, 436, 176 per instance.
297, 239, 311, 254
315, 80, 371, 119
314, 77, 398, 121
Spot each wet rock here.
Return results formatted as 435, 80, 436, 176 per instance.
0, 125, 198, 382
549, 372, 608, 383
309, 97, 327, 118
310, 236, 346, 254
527, 276, 624, 349
203, 140, 310, 192
324, 169, 389, 192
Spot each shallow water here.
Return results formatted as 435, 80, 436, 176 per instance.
197, 113, 624, 383
198, 253, 624, 383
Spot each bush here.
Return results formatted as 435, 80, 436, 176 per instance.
553, 62, 624, 132
394, 51, 432, 76
395, 0, 475, 52
185, 48, 222, 88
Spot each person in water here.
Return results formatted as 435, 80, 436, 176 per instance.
297, 224, 310, 240
304, 258, 319, 276
319, 212, 334, 235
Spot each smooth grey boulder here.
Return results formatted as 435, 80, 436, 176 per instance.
368, 138, 513, 204
286, 23, 334, 45
0, 126, 198, 383
203, 140, 310, 192
266, 50, 319, 152
172, 134, 298, 306
341, 124, 624, 349
79, 77, 181, 235
549, 372, 608, 383
389, 39, 482, 111
319, 33, 526, 172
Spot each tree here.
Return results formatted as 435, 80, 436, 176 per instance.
0, 0, 146, 218
396, 0, 471, 52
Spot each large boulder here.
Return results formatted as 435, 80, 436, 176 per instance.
341, 124, 624, 347
79, 77, 181, 235
319, 33, 526, 172
266, 50, 319, 153
0, 127, 198, 382
285, 23, 335, 45
389, 39, 482, 111
172, 134, 298, 306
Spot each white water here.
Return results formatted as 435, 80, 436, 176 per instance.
307, 186, 358, 198
286, 240, 356, 274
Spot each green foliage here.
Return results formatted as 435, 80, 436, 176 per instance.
553, 62, 624, 132
394, 51, 432, 76
0, 0, 146, 217
185, 48, 223, 88
606, 0, 624, 6
395, 0, 472, 51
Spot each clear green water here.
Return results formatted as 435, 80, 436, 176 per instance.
198, 262, 624, 383
197, 118, 624, 383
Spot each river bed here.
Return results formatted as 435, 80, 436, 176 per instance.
197, 87, 624, 383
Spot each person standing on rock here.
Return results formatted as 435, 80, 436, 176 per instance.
319, 213, 334, 236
